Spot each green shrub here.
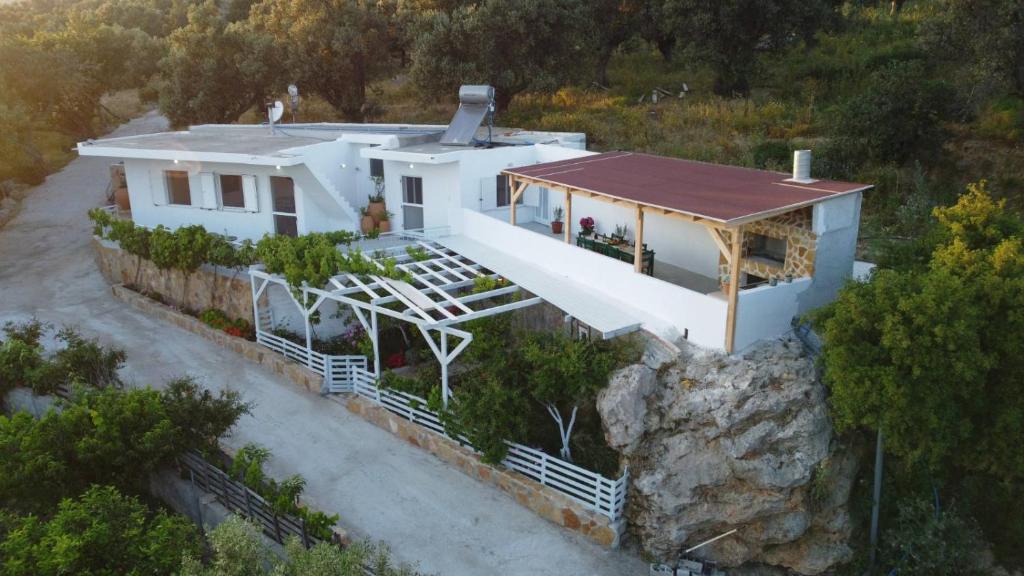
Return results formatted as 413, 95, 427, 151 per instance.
880, 497, 987, 576
0, 485, 199, 576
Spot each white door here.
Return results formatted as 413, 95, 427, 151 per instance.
536, 187, 550, 223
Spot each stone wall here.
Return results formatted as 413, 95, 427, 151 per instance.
93, 237, 254, 322
346, 396, 624, 549
597, 337, 857, 575
718, 208, 818, 283
110, 284, 323, 393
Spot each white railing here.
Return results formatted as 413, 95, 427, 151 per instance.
254, 335, 629, 521
351, 368, 628, 521
256, 330, 327, 375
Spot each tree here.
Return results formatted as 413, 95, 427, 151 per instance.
522, 332, 616, 462
879, 497, 987, 576
921, 0, 1024, 101
828, 60, 955, 171
586, 0, 643, 86
246, 0, 394, 121
158, 1, 280, 126
662, 0, 837, 96
160, 377, 251, 453
408, 0, 592, 111
813, 182, 1024, 480
0, 485, 199, 576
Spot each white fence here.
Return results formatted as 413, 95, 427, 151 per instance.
350, 367, 628, 521
254, 334, 629, 521
256, 330, 368, 393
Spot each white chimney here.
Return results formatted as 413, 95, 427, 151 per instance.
787, 150, 816, 184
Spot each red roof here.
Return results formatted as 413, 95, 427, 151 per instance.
504, 152, 871, 225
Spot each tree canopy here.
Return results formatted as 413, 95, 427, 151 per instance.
814, 182, 1024, 480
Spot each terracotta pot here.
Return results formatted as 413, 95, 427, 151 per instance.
360, 215, 375, 234
378, 220, 391, 233
114, 187, 131, 210
367, 201, 386, 222
721, 281, 731, 294
551, 221, 563, 234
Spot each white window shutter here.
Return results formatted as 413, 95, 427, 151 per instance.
199, 172, 217, 209
242, 175, 258, 212
151, 170, 167, 206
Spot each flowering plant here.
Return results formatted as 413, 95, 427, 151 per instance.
579, 216, 595, 232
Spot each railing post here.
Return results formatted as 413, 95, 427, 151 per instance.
540, 452, 548, 486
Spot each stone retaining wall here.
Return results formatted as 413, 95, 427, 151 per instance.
346, 395, 623, 549
94, 237, 254, 321
110, 284, 323, 394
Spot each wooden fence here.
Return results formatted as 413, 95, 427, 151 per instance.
178, 451, 325, 548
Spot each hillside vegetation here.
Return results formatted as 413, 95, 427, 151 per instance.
1, 0, 1023, 573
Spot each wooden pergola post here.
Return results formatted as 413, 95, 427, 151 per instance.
633, 203, 645, 272
508, 178, 528, 227
724, 226, 744, 353
564, 189, 572, 243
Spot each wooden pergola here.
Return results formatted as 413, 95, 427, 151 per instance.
505, 172, 746, 353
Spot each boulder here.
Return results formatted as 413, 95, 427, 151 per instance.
601, 337, 857, 575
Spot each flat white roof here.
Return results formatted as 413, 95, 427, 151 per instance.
437, 234, 642, 338
77, 123, 446, 166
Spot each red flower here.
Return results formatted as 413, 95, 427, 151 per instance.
579, 216, 595, 230
385, 352, 406, 369
224, 326, 244, 337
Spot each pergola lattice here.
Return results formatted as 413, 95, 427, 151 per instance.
250, 234, 542, 405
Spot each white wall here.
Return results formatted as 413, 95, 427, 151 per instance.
457, 209, 729, 349
798, 192, 862, 313
124, 158, 353, 240
733, 277, 812, 351
382, 161, 460, 231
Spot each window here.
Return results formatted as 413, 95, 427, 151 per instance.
165, 170, 191, 205
270, 176, 297, 237
401, 176, 424, 230
495, 175, 522, 207
219, 174, 244, 208
402, 176, 423, 205
748, 233, 787, 263
370, 158, 384, 179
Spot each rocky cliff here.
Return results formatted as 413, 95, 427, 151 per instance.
597, 337, 857, 575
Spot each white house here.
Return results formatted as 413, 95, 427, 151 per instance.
78, 101, 869, 353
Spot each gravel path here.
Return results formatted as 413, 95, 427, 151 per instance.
0, 111, 646, 576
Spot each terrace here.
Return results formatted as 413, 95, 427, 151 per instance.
494, 151, 871, 352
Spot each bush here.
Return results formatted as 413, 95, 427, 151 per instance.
828, 60, 956, 169
199, 309, 254, 340
0, 485, 200, 576
880, 497, 987, 576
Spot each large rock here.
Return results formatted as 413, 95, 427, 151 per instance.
598, 337, 857, 575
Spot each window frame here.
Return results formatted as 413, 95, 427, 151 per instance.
164, 170, 192, 206
218, 174, 246, 210
270, 175, 298, 237
370, 158, 384, 179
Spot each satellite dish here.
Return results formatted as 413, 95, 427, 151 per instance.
269, 101, 285, 124
287, 84, 298, 98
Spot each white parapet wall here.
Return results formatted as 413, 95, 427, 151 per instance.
733, 277, 812, 351
457, 209, 728, 348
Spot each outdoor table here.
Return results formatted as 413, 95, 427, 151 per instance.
576, 233, 655, 276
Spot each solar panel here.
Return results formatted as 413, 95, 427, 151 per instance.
440, 85, 494, 146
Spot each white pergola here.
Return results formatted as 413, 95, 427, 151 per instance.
249, 235, 543, 406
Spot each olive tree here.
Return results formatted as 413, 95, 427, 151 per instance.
408, 0, 592, 111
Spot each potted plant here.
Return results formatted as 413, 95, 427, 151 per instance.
579, 216, 595, 236
378, 210, 393, 233
610, 223, 628, 245
368, 176, 386, 221
551, 206, 564, 234
720, 273, 731, 293
359, 207, 375, 234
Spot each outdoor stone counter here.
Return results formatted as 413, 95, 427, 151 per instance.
110, 284, 323, 394
346, 395, 623, 549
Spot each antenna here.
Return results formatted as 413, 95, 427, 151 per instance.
287, 85, 299, 123
267, 101, 284, 134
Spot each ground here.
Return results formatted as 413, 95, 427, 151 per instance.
0, 111, 647, 576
